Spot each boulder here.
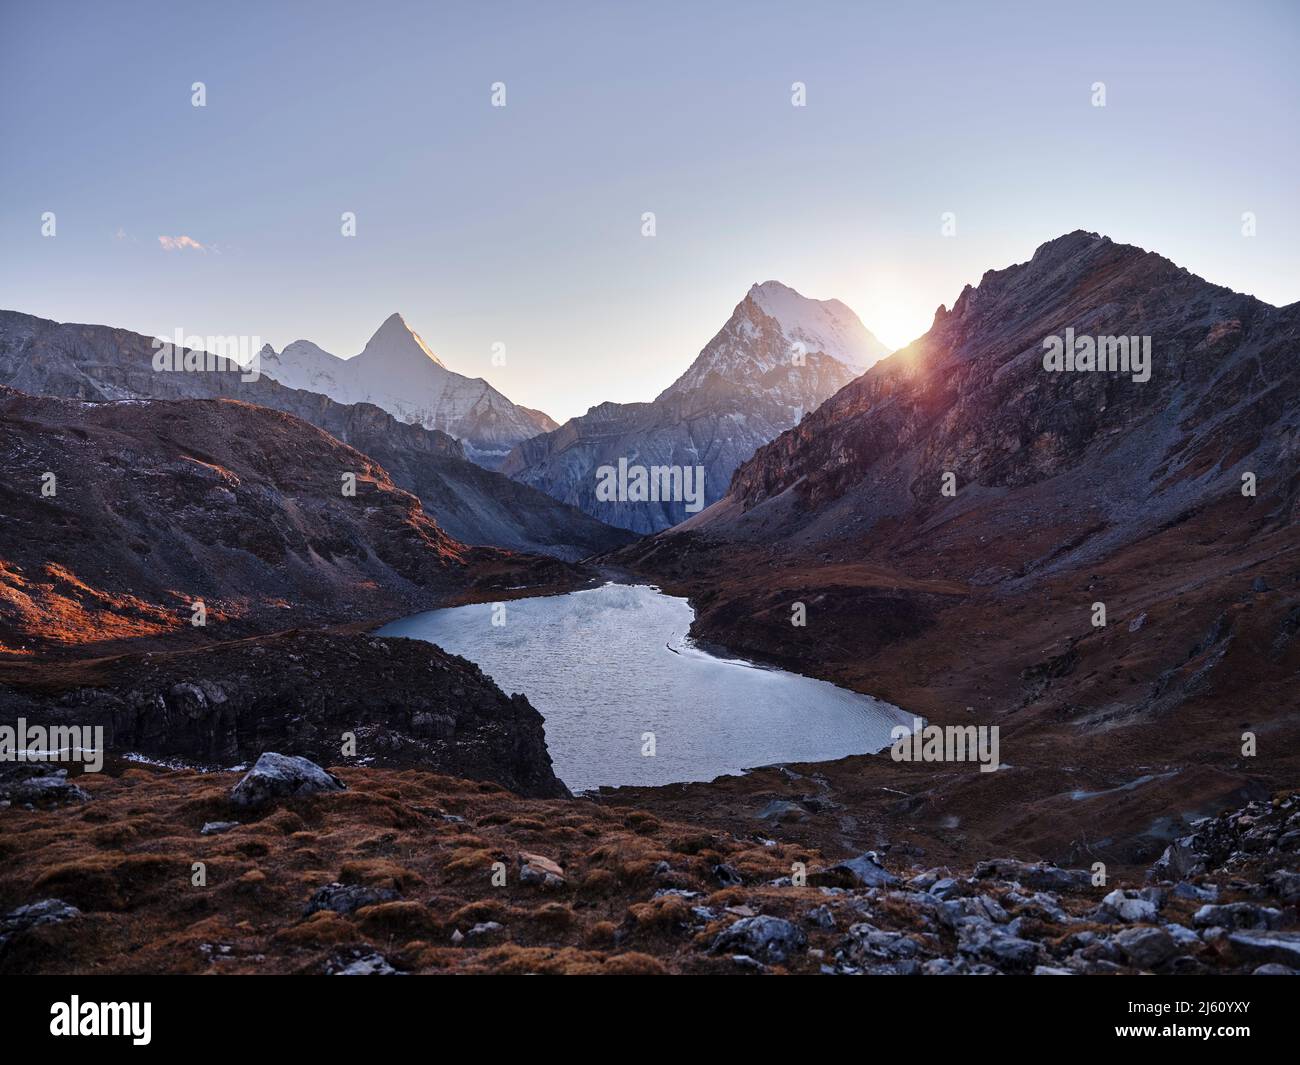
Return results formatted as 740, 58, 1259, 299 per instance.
230, 752, 345, 807
711, 915, 807, 964
0, 769, 91, 806
304, 882, 399, 917
519, 852, 565, 889
973, 858, 1090, 893
1226, 930, 1300, 969
1099, 889, 1158, 923
1192, 903, 1283, 931
815, 852, 898, 889
0, 898, 81, 953
1114, 926, 1178, 969
331, 952, 398, 975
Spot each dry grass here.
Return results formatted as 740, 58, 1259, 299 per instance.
0, 763, 836, 975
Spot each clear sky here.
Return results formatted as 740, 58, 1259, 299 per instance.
2, 0, 1296, 422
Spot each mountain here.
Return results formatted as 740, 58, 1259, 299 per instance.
502, 282, 889, 533
616, 232, 1300, 869
691, 232, 1298, 551
0, 388, 578, 657
0, 310, 634, 560
259, 313, 558, 468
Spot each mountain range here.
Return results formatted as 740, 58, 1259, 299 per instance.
258, 312, 557, 468
0, 231, 1297, 978
0, 387, 587, 657
690, 231, 1298, 553
503, 281, 890, 533
616, 230, 1299, 869
0, 310, 632, 561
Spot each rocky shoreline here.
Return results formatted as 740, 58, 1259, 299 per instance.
606, 531, 1298, 877
1, 582, 1294, 976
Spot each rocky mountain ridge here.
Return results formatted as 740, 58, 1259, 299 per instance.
0, 310, 631, 560
707, 231, 1298, 563
0, 388, 578, 657
503, 282, 889, 533
613, 232, 1300, 879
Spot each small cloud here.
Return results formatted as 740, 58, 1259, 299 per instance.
158, 234, 206, 252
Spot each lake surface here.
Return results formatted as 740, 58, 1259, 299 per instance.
378, 582, 913, 793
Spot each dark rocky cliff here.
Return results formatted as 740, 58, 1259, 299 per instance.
0, 630, 568, 798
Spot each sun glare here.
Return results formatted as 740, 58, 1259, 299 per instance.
847, 280, 937, 354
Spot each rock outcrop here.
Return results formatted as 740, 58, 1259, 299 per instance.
0, 630, 569, 798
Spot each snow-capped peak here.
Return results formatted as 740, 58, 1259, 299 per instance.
655, 281, 889, 405
254, 313, 554, 467
358, 312, 445, 369
746, 281, 888, 372
276, 339, 337, 364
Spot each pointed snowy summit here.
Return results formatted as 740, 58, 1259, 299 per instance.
658, 280, 890, 401
358, 312, 445, 369
745, 281, 889, 372
505, 281, 893, 534
257, 312, 553, 468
